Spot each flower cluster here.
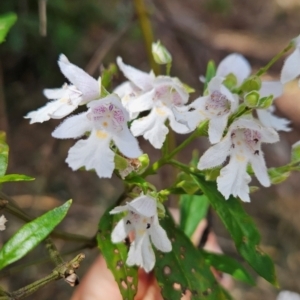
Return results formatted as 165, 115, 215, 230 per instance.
25, 37, 300, 272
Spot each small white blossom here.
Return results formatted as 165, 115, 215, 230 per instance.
216, 53, 251, 86
117, 57, 190, 148
110, 195, 172, 273
281, 35, 300, 84
216, 53, 291, 132
25, 54, 100, 123
256, 81, 291, 132
52, 94, 142, 178
0, 215, 7, 231
173, 76, 238, 144
198, 117, 279, 202
277, 291, 300, 300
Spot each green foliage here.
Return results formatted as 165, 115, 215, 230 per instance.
268, 167, 291, 184
155, 211, 231, 300
97, 207, 138, 300
0, 200, 72, 270
0, 131, 33, 184
179, 194, 209, 238
0, 12, 17, 44
0, 174, 34, 183
192, 174, 278, 286
200, 250, 255, 285
204, 60, 216, 91
0, 132, 9, 177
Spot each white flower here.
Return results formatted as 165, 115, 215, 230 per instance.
173, 76, 238, 144
152, 41, 172, 65
117, 57, 190, 149
277, 291, 300, 300
198, 117, 279, 202
216, 53, 291, 132
52, 94, 142, 178
256, 81, 291, 132
25, 54, 100, 123
216, 53, 251, 86
281, 35, 300, 84
110, 195, 172, 272
0, 215, 7, 231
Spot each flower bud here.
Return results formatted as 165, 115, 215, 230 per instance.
257, 95, 273, 109
223, 73, 238, 89
244, 91, 260, 107
240, 76, 262, 93
152, 41, 172, 65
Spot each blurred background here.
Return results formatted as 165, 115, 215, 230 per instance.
1, 0, 300, 299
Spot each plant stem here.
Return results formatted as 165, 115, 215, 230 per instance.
133, 0, 160, 75
0, 254, 85, 299
0, 193, 91, 243
255, 41, 294, 77
143, 121, 208, 177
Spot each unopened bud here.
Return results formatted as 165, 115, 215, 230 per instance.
152, 41, 172, 65
244, 91, 260, 107
240, 76, 261, 93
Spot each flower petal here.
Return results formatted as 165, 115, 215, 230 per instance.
66, 130, 115, 178
208, 114, 229, 144
43, 87, 66, 99
260, 81, 283, 99
216, 53, 251, 86
249, 152, 270, 187
52, 112, 91, 139
217, 157, 251, 202
117, 57, 154, 91
257, 108, 291, 132
25, 100, 68, 124
198, 135, 231, 170
149, 216, 172, 252
127, 195, 157, 217
131, 109, 168, 149
58, 54, 100, 101
111, 218, 132, 243
281, 49, 300, 84
126, 89, 155, 113
113, 127, 142, 158
140, 235, 155, 272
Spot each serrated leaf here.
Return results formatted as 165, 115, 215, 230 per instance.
192, 174, 277, 286
97, 207, 138, 300
199, 250, 255, 285
0, 13, 17, 44
0, 174, 35, 183
180, 194, 209, 238
0, 200, 72, 270
0, 132, 9, 177
155, 211, 231, 300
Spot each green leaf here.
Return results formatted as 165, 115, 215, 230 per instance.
102, 63, 118, 89
155, 211, 232, 300
0, 174, 35, 183
204, 60, 216, 91
179, 194, 209, 238
97, 207, 138, 300
0, 132, 9, 177
0, 13, 17, 44
0, 200, 72, 270
200, 250, 255, 285
192, 175, 278, 286
268, 167, 290, 184
291, 142, 300, 163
